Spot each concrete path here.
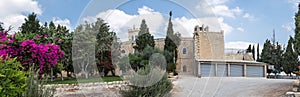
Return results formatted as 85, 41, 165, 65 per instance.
172, 75, 293, 97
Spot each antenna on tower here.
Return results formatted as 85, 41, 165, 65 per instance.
272, 29, 276, 45
133, 25, 135, 30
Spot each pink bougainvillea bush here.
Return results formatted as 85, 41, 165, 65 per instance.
0, 31, 64, 76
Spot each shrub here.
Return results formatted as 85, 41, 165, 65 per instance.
167, 63, 176, 73
0, 57, 27, 97
119, 69, 173, 97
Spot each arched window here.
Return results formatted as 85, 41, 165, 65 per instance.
121, 50, 125, 53
182, 48, 187, 54
121, 50, 126, 57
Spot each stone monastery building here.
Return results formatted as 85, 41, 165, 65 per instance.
120, 24, 267, 77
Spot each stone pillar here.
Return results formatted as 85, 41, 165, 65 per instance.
244, 64, 247, 77
264, 64, 267, 77
215, 63, 218, 76
198, 62, 201, 77
228, 63, 230, 76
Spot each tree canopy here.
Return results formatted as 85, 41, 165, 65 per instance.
282, 37, 298, 75
135, 19, 155, 52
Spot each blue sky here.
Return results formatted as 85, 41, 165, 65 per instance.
0, 0, 298, 50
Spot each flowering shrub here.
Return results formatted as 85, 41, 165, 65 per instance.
0, 31, 64, 76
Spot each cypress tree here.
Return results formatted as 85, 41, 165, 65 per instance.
164, 11, 180, 73
0, 22, 4, 32
164, 11, 180, 62
257, 43, 260, 61
246, 44, 252, 53
252, 45, 255, 60
294, 3, 300, 55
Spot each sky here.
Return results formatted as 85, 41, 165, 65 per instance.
0, 0, 299, 51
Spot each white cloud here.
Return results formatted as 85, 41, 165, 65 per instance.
281, 22, 294, 32
206, 0, 229, 6
237, 27, 244, 32
0, 0, 42, 31
218, 17, 233, 33
83, 6, 234, 41
212, 5, 242, 18
288, 0, 299, 8
243, 13, 255, 21
82, 6, 165, 41
138, 6, 155, 15
201, 0, 242, 18
52, 17, 72, 30
173, 16, 225, 37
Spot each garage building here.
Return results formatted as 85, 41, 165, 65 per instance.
196, 59, 267, 77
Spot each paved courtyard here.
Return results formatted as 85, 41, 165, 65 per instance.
172, 75, 294, 97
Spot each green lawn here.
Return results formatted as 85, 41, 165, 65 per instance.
46, 76, 123, 84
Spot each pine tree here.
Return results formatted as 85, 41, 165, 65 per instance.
21, 12, 41, 34
282, 37, 298, 75
135, 19, 155, 52
257, 43, 260, 61
294, 3, 300, 55
252, 45, 255, 60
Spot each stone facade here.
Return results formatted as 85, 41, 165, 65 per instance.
176, 37, 194, 74
119, 25, 225, 75
194, 25, 224, 59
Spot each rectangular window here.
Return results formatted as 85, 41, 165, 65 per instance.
183, 48, 187, 54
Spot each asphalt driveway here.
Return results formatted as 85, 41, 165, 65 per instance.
172, 75, 293, 97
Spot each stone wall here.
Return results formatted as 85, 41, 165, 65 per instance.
154, 38, 165, 50
177, 37, 194, 74
47, 81, 129, 97
194, 25, 224, 59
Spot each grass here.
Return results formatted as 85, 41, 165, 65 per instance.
46, 76, 123, 84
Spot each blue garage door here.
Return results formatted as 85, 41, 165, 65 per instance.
246, 65, 264, 77
217, 64, 227, 76
230, 65, 243, 77
201, 64, 215, 77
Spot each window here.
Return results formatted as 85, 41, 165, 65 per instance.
182, 48, 187, 54
132, 35, 135, 41
121, 50, 125, 53
183, 65, 187, 72
121, 50, 125, 57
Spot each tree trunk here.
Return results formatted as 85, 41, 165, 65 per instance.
51, 67, 53, 81
84, 72, 88, 79
60, 68, 64, 81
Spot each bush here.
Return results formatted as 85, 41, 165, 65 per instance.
23, 66, 56, 97
167, 63, 176, 73
119, 70, 173, 97
0, 57, 27, 97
